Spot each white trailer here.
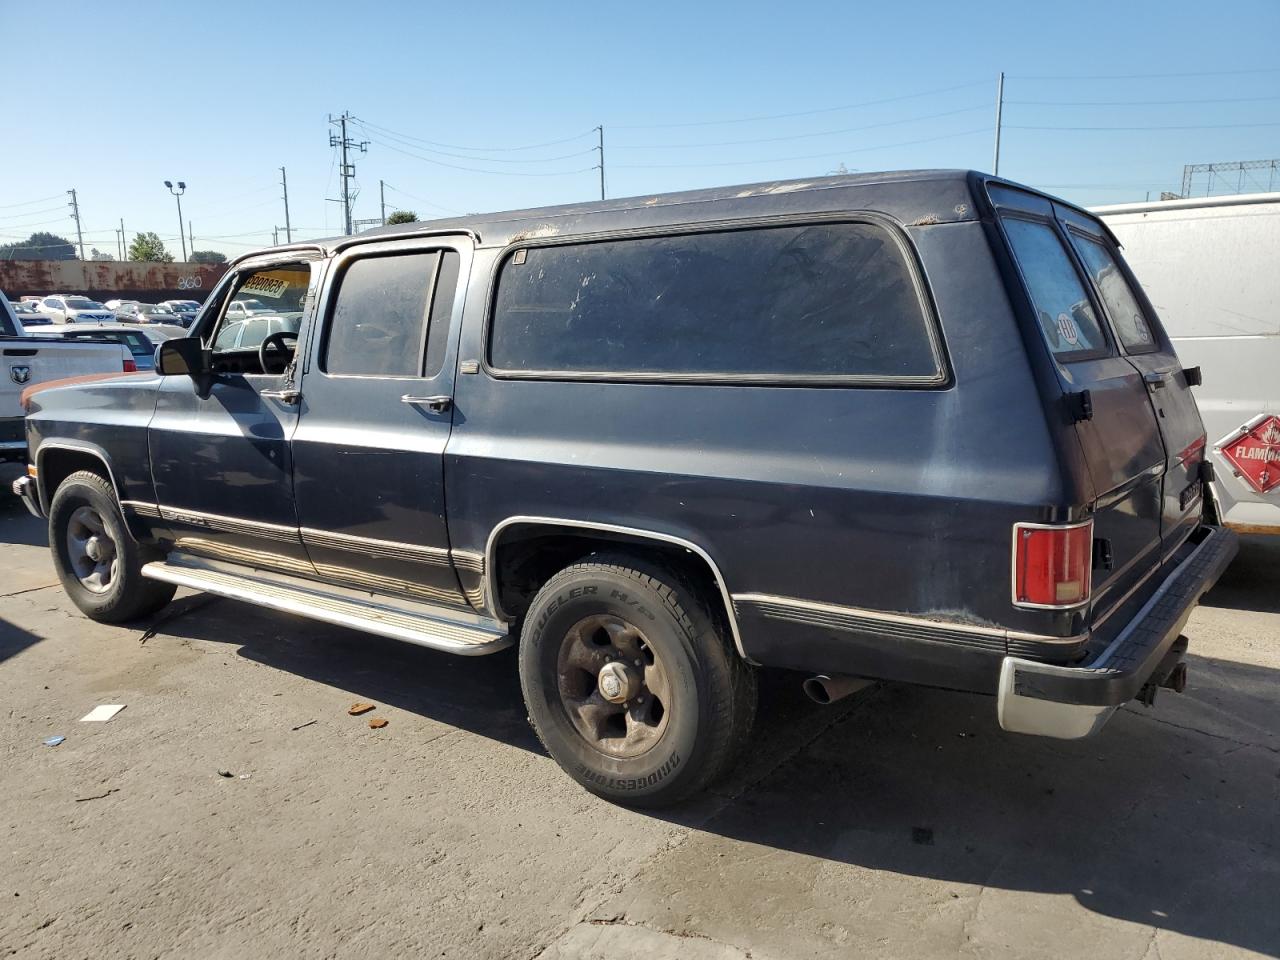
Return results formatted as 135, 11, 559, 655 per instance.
1096, 192, 1280, 534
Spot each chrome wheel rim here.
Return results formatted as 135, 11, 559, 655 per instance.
556, 613, 671, 759
66, 505, 118, 594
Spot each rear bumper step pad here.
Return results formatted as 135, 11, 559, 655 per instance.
997, 523, 1238, 739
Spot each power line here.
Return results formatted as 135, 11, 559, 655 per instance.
1008, 94, 1280, 106
382, 183, 463, 215
368, 134, 597, 177
615, 105, 988, 150
0, 205, 67, 220
356, 121, 595, 164
1008, 121, 1280, 131
0, 193, 64, 210
1010, 66, 1280, 80
611, 80, 989, 129
355, 118, 597, 153
613, 127, 991, 170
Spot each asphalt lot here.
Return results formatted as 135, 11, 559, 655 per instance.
2, 491, 1277, 960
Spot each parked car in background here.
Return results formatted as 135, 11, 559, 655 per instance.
104, 299, 135, 311
35, 295, 116, 324
115, 302, 180, 325
161, 300, 201, 326
39, 323, 183, 371
223, 298, 276, 321
11, 300, 52, 327
210, 314, 300, 351
1, 291, 134, 464
13, 172, 1237, 806
1095, 192, 1280, 535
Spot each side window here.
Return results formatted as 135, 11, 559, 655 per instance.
489, 223, 941, 381
323, 251, 440, 377
1002, 218, 1109, 361
208, 263, 309, 357
1068, 234, 1157, 353
44, 298, 60, 308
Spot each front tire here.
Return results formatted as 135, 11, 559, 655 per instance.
49, 470, 175, 623
519, 555, 756, 807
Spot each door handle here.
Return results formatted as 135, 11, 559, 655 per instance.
261, 388, 301, 404
1143, 371, 1169, 389
401, 394, 453, 412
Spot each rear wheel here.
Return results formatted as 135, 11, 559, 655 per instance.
49, 470, 175, 623
518, 555, 756, 807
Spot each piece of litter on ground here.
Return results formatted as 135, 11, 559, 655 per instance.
238, 773, 251, 780
291, 719, 317, 731
348, 702, 376, 716
43, 736, 65, 747
368, 717, 389, 729
80, 704, 125, 723
217, 770, 234, 778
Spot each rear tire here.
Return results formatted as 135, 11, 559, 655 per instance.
518, 554, 756, 807
49, 470, 175, 623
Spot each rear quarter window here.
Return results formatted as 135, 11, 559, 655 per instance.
488, 222, 943, 383
1002, 217, 1110, 362
1068, 233, 1157, 353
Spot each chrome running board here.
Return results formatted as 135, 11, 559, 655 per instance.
141, 554, 511, 656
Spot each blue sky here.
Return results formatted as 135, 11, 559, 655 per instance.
4, 0, 1279, 259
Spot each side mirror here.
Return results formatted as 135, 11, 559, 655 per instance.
156, 337, 207, 376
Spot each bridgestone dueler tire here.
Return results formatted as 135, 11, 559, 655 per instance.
49, 470, 176, 623
518, 554, 756, 807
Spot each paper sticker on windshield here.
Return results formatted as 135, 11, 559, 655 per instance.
1056, 312, 1080, 346
241, 275, 290, 299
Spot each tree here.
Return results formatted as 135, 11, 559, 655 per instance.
90, 247, 114, 261
385, 210, 418, 224
0, 231, 76, 260
128, 232, 174, 263
190, 249, 227, 265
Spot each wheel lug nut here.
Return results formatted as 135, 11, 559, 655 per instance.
634, 659, 641, 666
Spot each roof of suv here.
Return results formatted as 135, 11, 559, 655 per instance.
240, 170, 1018, 265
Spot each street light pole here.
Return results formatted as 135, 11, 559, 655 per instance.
164, 180, 187, 260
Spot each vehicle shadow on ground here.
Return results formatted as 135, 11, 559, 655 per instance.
0, 493, 48, 547
1200, 533, 1280, 614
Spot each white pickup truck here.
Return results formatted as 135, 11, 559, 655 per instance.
1, 290, 135, 465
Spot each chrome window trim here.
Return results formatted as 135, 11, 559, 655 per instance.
732, 592, 1087, 646
483, 515, 751, 662
1010, 519, 1094, 611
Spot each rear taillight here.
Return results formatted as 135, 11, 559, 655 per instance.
123, 358, 137, 372
1012, 520, 1093, 609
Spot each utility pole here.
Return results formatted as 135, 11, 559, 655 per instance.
595, 126, 605, 201
279, 166, 293, 243
992, 72, 1005, 177
119, 218, 126, 260
188, 220, 194, 255
67, 189, 85, 260
115, 224, 124, 261
329, 112, 368, 235
273, 226, 279, 246
380, 179, 386, 225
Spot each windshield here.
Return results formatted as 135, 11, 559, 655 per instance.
67, 298, 106, 310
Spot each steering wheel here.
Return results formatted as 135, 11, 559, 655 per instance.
259, 330, 298, 375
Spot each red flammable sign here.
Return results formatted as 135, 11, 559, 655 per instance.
1219, 415, 1280, 494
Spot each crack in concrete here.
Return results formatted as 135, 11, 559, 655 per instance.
1128, 710, 1280, 755
525, 688, 883, 960
0, 583, 59, 598
586, 916, 755, 957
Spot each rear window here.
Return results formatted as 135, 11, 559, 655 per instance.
1002, 217, 1109, 361
489, 222, 942, 382
1067, 233, 1157, 353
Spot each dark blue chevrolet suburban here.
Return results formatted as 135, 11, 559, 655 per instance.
14, 171, 1238, 805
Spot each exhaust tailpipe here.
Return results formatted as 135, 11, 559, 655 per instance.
802, 674, 872, 705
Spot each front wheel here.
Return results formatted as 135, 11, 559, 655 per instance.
49, 470, 175, 623
518, 555, 756, 807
